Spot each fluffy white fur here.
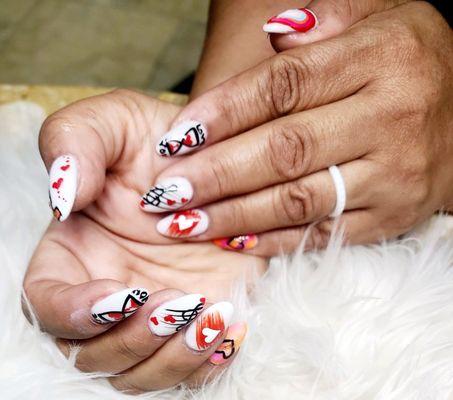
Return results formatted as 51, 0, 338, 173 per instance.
1, 101, 453, 399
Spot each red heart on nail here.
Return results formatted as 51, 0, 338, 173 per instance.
52, 178, 63, 190
183, 135, 193, 146
150, 316, 159, 325
61, 165, 70, 171
181, 198, 188, 203
164, 315, 176, 323
167, 199, 176, 206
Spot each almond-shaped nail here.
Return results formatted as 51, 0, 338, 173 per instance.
263, 8, 317, 34
91, 288, 149, 324
213, 234, 258, 251
48, 155, 78, 221
148, 294, 206, 336
156, 120, 207, 157
210, 322, 248, 365
140, 177, 193, 213
156, 209, 209, 238
185, 302, 234, 351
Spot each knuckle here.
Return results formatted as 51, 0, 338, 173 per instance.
266, 54, 305, 115
307, 223, 332, 250
113, 333, 149, 362
267, 121, 315, 181
159, 360, 190, 378
279, 180, 317, 225
208, 156, 235, 198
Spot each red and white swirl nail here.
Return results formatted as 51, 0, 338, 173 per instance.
48, 155, 78, 222
140, 177, 193, 213
263, 8, 317, 34
156, 209, 209, 238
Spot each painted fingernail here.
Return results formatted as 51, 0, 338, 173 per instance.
140, 177, 193, 213
185, 301, 234, 351
213, 234, 258, 251
156, 120, 207, 157
263, 8, 317, 34
91, 288, 149, 324
148, 294, 206, 336
210, 322, 248, 365
48, 155, 78, 222
156, 209, 209, 238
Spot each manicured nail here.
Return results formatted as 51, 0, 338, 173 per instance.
140, 177, 193, 213
148, 294, 206, 336
156, 120, 207, 157
213, 234, 258, 251
48, 155, 78, 222
185, 301, 234, 351
210, 322, 248, 365
156, 209, 209, 238
263, 8, 317, 34
91, 288, 149, 324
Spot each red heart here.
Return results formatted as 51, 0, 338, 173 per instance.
52, 178, 63, 190
181, 198, 188, 203
183, 135, 193, 146
107, 312, 123, 320
164, 315, 176, 323
150, 316, 159, 325
200, 297, 206, 304
167, 199, 176, 206
61, 165, 70, 171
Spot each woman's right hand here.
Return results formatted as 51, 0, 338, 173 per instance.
23, 90, 265, 392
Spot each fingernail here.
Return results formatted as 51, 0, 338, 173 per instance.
210, 322, 248, 365
140, 177, 193, 213
156, 209, 209, 238
91, 288, 149, 324
213, 234, 258, 251
48, 155, 78, 222
185, 301, 234, 351
148, 294, 206, 336
156, 120, 207, 157
263, 8, 317, 34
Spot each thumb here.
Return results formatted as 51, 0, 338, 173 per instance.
263, 0, 409, 51
23, 278, 149, 339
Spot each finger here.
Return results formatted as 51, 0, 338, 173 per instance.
264, 0, 409, 51
154, 160, 374, 240
57, 290, 207, 374
110, 302, 234, 392
41, 89, 157, 221
154, 25, 383, 157
144, 95, 374, 213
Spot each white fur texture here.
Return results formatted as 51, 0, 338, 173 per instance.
1, 101, 453, 399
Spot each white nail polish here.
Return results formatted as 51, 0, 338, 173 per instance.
263, 8, 317, 34
141, 177, 193, 213
185, 301, 234, 351
156, 120, 207, 157
48, 155, 78, 222
91, 288, 149, 324
156, 209, 209, 238
148, 294, 206, 336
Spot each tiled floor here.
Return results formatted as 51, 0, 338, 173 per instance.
0, 0, 209, 92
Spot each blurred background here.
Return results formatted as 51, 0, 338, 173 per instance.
0, 0, 209, 94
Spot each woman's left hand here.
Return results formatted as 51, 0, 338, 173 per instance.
141, 2, 453, 256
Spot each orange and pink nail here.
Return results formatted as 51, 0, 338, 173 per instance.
209, 322, 248, 365
213, 234, 258, 251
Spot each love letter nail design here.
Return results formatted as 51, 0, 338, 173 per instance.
263, 8, 317, 34
140, 177, 193, 213
48, 155, 78, 221
91, 288, 149, 324
148, 294, 206, 336
156, 209, 209, 238
185, 302, 234, 351
156, 120, 207, 157
210, 322, 248, 365
213, 235, 258, 251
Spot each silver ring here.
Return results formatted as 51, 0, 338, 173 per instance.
329, 165, 346, 217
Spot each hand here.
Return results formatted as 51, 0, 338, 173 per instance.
143, 2, 453, 256
23, 90, 266, 392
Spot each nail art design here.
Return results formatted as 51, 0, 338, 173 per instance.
185, 302, 234, 351
156, 120, 207, 157
263, 8, 317, 34
156, 209, 209, 238
213, 235, 258, 251
148, 294, 206, 336
210, 322, 248, 365
48, 155, 78, 221
140, 177, 193, 213
91, 288, 149, 324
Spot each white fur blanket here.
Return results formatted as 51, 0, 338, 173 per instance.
1, 101, 453, 400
